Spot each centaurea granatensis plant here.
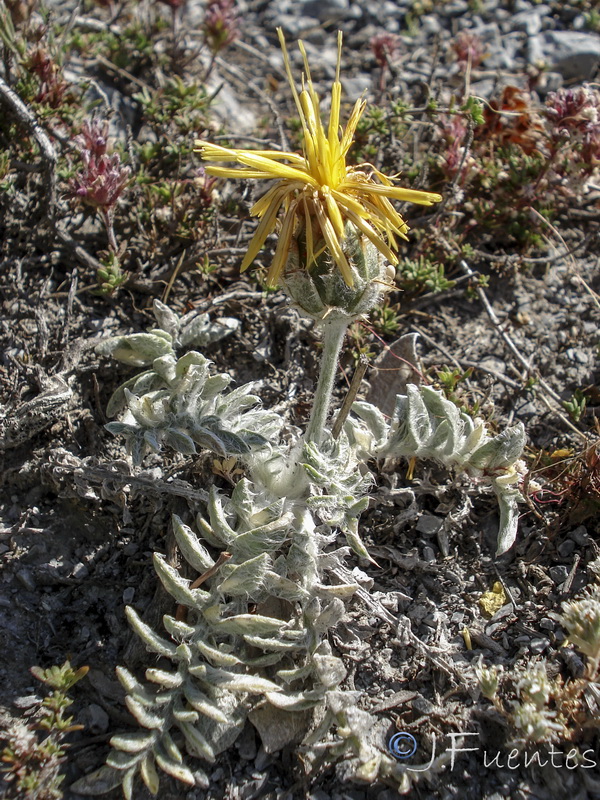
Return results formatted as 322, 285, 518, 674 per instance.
75, 30, 527, 799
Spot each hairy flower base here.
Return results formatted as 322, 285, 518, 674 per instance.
196, 29, 441, 287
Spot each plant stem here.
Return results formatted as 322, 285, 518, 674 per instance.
305, 317, 348, 446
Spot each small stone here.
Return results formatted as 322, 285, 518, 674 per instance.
549, 565, 569, 584
512, 9, 543, 36
539, 617, 555, 631
236, 724, 257, 761
16, 568, 36, 591
530, 31, 600, 80
71, 562, 89, 580
309, 792, 330, 800
81, 703, 110, 734
254, 747, 272, 771
122, 587, 135, 604
422, 546, 436, 563
565, 348, 589, 364
569, 526, 590, 546
529, 637, 550, 654
557, 539, 576, 558
416, 515, 443, 535
420, 14, 442, 34
14, 695, 40, 709
300, 0, 348, 21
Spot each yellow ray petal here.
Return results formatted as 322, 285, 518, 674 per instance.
344, 209, 399, 265
241, 186, 291, 271
341, 97, 367, 154
344, 180, 442, 205
323, 188, 345, 239
314, 202, 354, 287
204, 166, 278, 180
266, 202, 299, 286
302, 195, 315, 268
277, 28, 309, 136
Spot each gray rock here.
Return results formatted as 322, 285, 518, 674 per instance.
422, 546, 436, 563
421, 14, 443, 35
300, 0, 349, 21
565, 348, 589, 365
529, 637, 550, 654
416, 515, 443, 535
549, 565, 569, 584
274, 13, 321, 39
80, 703, 110, 734
341, 74, 372, 102
512, 9, 544, 36
557, 539, 576, 558
382, 0, 405, 18
443, 0, 470, 16
569, 525, 590, 546
122, 587, 135, 604
529, 31, 600, 80
210, 82, 258, 134
16, 568, 36, 591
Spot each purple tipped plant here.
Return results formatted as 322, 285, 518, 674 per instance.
546, 85, 600, 165
202, 0, 238, 79
69, 119, 131, 252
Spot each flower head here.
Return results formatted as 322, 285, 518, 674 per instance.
196, 29, 441, 288
202, 0, 239, 54
69, 119, 130, 212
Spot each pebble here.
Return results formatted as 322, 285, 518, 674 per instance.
16, 568, 36, 591
122, 587, 135, 604
569, 526, 590, 546
14, 695, 40, 709
80, 703, 110, 734
71, 562, 89, 580
529, 637, 550, 654
529, 31, 600, 80
549, 565, 569, 584
416, 515, 443, 535
422, 546, 436, 563
557, 539, 576, 558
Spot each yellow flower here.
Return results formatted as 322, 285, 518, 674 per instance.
196, 29, 442, 288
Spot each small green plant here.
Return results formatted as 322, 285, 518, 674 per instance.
1, 661, 88, 800
397, 255, 455, 296
563, 389, 587, 423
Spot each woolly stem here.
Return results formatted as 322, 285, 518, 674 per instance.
305, 317, 348, 446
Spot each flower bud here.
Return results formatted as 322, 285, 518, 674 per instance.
281, 221, 394, 323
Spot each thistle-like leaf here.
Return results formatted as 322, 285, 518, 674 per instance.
177, 720, 216, 762
171, 515, 216, 576
145, 668, 183, 689
125, 607, 178, 658
243, 634, 305, 652
97, 331, 174, 367
110, 731, 157, 754
217, 553, 271, 596
183, 681, 229, 724
153, 553, 211, 609
214, 613, 286, 636
107, 750, 144, 771
264, 690, 323, 710
154, 751, 196, 785
124, 697, 165, 730
204, 668, 283, 694
195, 640, 241, 668
140, 754, 160, 795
